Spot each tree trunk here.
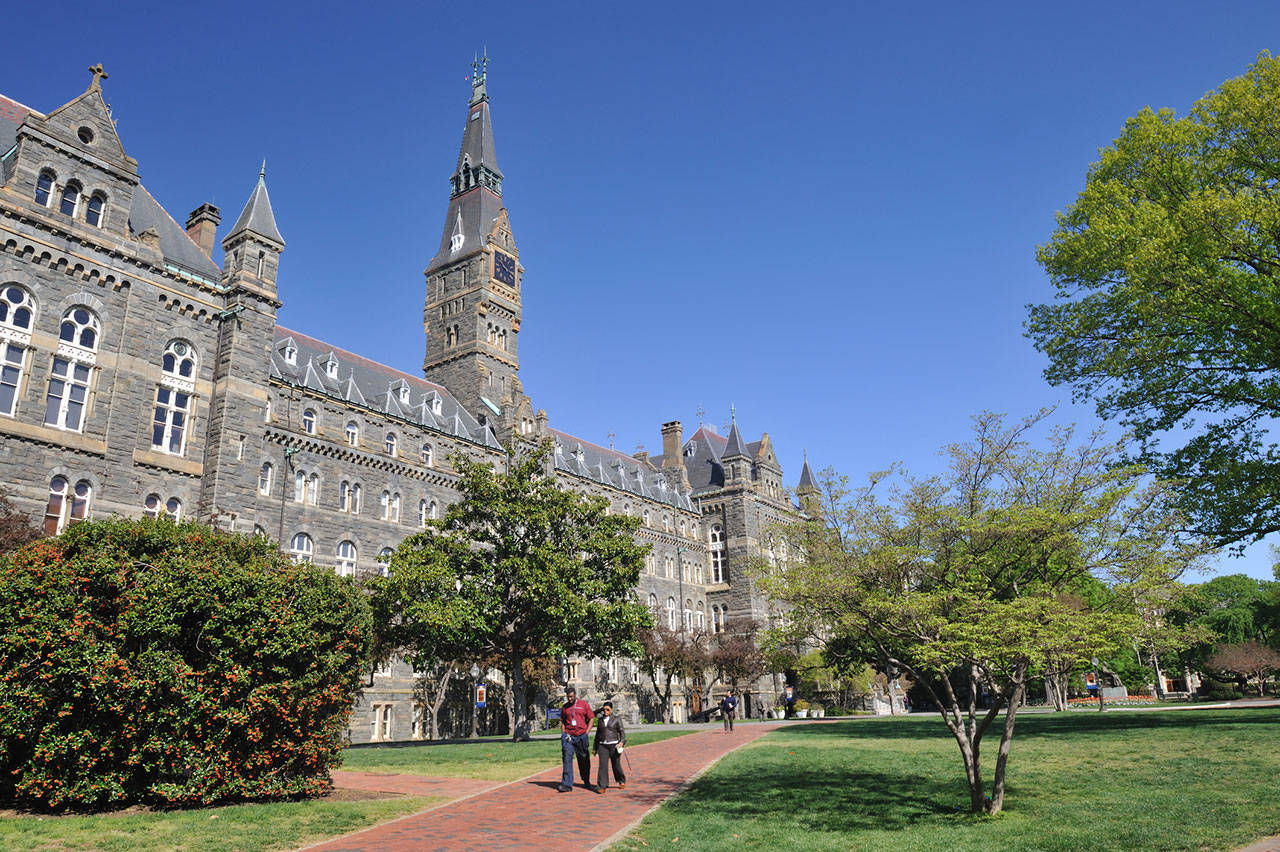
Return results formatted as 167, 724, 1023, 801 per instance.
988, 675, 1026, 814
509, 653, 531, 741
428, 666, 455, 740
503, 673, 517, 734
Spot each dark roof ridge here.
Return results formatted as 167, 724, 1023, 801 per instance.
546, 427, 656, 470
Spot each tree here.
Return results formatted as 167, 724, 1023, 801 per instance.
1029, 53, 1280, 551
368, 442, 651, 741
636, 616, 706, 723
761, 412, 1209, 814
710, 617, 766, 694
0, 490, 41, 555
0, 518, 371, 810
1206, 641, 1280, 696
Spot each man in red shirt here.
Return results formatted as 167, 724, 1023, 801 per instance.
558, 686, 595, 792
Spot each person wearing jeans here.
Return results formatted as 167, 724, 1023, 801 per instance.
558, 686, 595, 792
720, 689, 738, 732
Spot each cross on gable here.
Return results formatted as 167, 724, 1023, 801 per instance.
88, 63, 109, 91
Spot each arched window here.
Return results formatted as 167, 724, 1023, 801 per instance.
161, 340, 195, 379
258, 462, 273, 495
302, 408, 316, 434
421, 443, 433, 466
35, 170, 54, 206
0, 285, 34, 332
418, 498, 428, 527
59, 182, 80, 216
385, 432, 397, 456
380, 490, 391, 521
289, 533, 313, 563
85, 193, 106, 228
143, 494, 181, 521
351, 483, 362, 514
339, 480, 353, 512
649, 592, 658, 610
377, 547, 394, 578
391, 493, 401, 523
696, 603, 705, 629
345, 421, 359, 446
428, 500, 439, 520
646, 554, 655, 575
294, 470, 319, 505
666, 597, 677, 631
643, 509, 651, 527
664, 556, 673, 579
335, 540, 357, 577
253, 524, 267, 538
710, 524, 726, 584
43, 476, 90, 535
663, 514, 671, 532
59, 307, 99, 351
684, 599, 692, 629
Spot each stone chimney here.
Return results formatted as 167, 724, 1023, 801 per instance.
661, 421, 684, 467
633, 445, 649, 466
186, 203, 221, 259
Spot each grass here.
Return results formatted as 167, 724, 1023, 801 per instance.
0, 793, 440, 852
340, 729, 695, 780
614, 707, 1280, 852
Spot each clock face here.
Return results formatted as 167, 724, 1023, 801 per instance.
493, 252, 516, 285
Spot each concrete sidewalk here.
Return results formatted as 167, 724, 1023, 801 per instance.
305, 723, 783, 852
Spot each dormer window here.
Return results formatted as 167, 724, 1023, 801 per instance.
684, 442, 696, 457
59, 182, 81, 217
450, 210, 465, 253
431, 396, 443, 416
324, 358, 339, 379
282, 343, 297, 365
398, 385, 410, 404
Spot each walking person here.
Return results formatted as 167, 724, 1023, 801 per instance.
558, 686, 595, 792
720, 689, 738, 732
592, 701, 627, 793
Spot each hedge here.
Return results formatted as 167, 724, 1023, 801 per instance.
0, 518, 371, 810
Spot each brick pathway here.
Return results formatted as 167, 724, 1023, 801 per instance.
305, 723, 782, 851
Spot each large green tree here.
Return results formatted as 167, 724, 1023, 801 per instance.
761, 412, 1209, 814
1028, 54, 1280, 550
368, 442, 651, 741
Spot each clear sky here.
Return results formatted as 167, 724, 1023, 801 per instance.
7, 1, 1280, 580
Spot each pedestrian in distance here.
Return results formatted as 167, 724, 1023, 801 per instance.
720, 689, 738, 732
592, 701, 627, 793
558, 686, 595, 792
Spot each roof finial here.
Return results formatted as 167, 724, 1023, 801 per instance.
87, 63, 109, 92
694, 404, 706, 426
607, 429, 616, 450
471, 50, 489, 101
259, 159, 267, 179
730, 402, 737, 425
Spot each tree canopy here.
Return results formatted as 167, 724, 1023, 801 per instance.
368, 442, 651, 740
761, 412, 1209, 814
1028, 53, 1280, 550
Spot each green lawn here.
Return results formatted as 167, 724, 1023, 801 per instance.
614, 707, 1280, 852
340, 729, 694, 780
0, 794, 439, 852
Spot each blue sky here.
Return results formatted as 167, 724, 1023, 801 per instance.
8, 1, 1280, 580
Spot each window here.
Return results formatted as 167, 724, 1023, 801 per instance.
59, 182, 80, 217
35, 170, 54, 206
371, 703, 393, 742
664, 556, 673, 579
607, 658, 618, 684
666, 597, 677, 631
345, 421, 359, 446
152, 387, 192, 455
421, 444, 433, 466
385, 432, 397, 456
391, 493, 401, 523
351, 483, 362, 514
44, 358, 91, 431
428, 500, 438, 520
643, 510, 651, 527
339, 480, 354, 512
282, 343, 296, 365
336, 540, 357, 577
412, 702, 426, 739
302, 408, 316, 434
85, 193, 105, 228
378, 547, 394, 578
684, 600, 692, 629
259, 462, 273, 495
289, 533, 313, 563
143, 494, 182, 521
59, 307, 99, 351
648, 592, 658, 610
646, 554, 655, 575
696, 603, 705, 629
710, 524, 726, 584
418, 498, 428, 527
162, 340, 195, 379
663, 514, 671, 532
565, 661, 579, 680
0, 285, 34, 332
324, 359, 338, 379
43, 477, 90, 535
294, 470, 319, 505
0, 342, 24, 416
630, 660, 640, 685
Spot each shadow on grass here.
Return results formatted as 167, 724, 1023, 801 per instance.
776, 704, 1280, 743
662, 760, 966, 832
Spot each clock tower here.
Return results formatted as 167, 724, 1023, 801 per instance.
423, 53, 526, 431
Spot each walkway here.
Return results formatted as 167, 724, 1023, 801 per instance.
305, 723, 782, 852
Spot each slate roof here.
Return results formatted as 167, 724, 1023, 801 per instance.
426, 85, 505, 275
0, 89, 222, 283
722, 421, 748, 458
271, 326, 502, 450
798, 457, 818, 492
226, 168, 284, 246
546, 427, 694, 511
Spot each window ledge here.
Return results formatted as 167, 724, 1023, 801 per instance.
132, 447, 203, 477
0, 417, 106, 455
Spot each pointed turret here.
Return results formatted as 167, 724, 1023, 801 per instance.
721, 407, 751, 485
222, 163, 285, 296
797, 451, 820, 515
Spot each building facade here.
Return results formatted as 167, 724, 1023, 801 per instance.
0, 64, 819, 741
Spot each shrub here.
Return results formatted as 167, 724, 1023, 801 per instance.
824, 706, 850, 717
0, 518, 372, 810
1199, 677, 1244, 702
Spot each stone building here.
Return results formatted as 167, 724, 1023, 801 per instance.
0, 63, 819, 741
